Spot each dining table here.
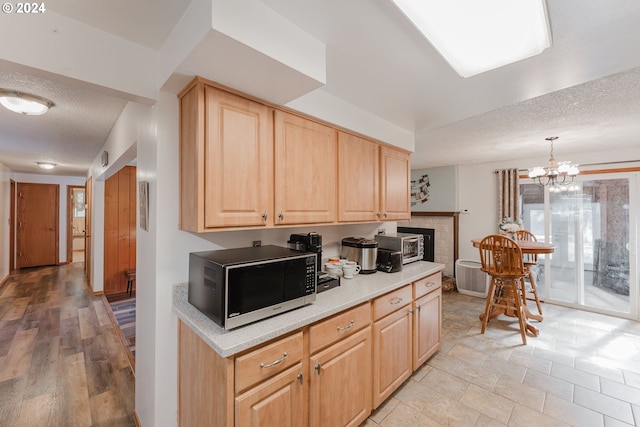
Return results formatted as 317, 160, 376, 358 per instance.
471, 237, 556, 337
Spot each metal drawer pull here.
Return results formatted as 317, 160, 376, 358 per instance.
260, 352, 288, 368
424, 282, 436, 287
337, 320, 355, 331
297, 373, 304, 384
390, 297, 403, 305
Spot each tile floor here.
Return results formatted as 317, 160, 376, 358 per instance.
360, 290, 640, 427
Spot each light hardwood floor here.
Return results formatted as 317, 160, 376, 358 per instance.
0, 263, 135, 427
361, 290, 640, 427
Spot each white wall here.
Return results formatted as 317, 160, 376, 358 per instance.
456, 146, 640, 262
87, 102, 144, 293
11, 172, 85, 264
0, 163, 10, 282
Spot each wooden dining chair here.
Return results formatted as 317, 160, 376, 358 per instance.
478, 234, 528, 345
515, 229, 543, 315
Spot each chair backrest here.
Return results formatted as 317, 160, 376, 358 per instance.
478, 234, 525, 278
515, 229, 538, 263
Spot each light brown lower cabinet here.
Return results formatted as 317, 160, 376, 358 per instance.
309, 327, 372, 427
235, 363, 306, 427
178, 272, 442, 427
413, 288, 442, 369
372, 285, 413, 409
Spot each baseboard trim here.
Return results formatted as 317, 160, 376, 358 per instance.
0, 274, 9, 289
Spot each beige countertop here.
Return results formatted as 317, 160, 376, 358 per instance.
172, 261, 445, 357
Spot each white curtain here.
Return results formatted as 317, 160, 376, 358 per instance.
496, 169, 520, 222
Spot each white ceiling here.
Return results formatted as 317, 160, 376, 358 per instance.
1, 0, 640, 176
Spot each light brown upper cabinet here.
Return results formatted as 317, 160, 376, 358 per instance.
274, 110, 337, 225
338, 132, 380, 222
179, 82, 273, 231
178, 77, 410, 232
338, 133, 411, 223
380, 146, 411, 221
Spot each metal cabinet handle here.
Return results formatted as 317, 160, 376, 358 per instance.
383, 212, 388, 218
297, 373, 303, 384
260, 352, 287, 368
337, 320, 354, 331
390, 297, 403, 305
278, 211, 284, 221
376, 212, 380, 218
262, 211, 268, 221
424, 282, 436, 287
315, 363, 321, 375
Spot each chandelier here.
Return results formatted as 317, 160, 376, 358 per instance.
528, 137, 579, 189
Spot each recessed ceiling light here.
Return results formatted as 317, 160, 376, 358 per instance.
37, 162, 57, 170
390, 0, 552, 78
0, 88, 55, 115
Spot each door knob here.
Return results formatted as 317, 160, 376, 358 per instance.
50, 227, 56, 231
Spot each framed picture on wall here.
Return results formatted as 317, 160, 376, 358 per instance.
139, 181, 149, 231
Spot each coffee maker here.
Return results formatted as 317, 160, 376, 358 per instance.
287, 232, 339, 293
288, 232, 322, 272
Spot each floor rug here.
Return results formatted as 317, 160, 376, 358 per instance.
109, 297, 136, 357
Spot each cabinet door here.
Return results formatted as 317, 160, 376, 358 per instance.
309, 327, 371, 427
372, 306, 412, 408
204, 86, 272, 228
337, 132, 380, 222
274, 111, 337, 225
379, 146, 410, 221
235, 363, 306, 427
413, 288, 442, 370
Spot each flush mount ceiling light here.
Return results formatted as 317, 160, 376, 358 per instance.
389, 0, 552, 77
0, 88, 55, 115
37, 162, 57, 170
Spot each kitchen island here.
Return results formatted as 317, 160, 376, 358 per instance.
173, 261, 444, 427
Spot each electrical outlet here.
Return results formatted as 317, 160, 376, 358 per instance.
252, 240, 261, 247
462, 209, 470, 214
377, 228, 386, 235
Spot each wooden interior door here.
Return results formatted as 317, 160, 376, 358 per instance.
104, 166, 136, 295
10, 180, 15, 272
85, 177, 92, 282
17, 183, 59, 268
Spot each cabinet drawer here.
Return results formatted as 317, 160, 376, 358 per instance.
373, 285, 412, 321
413, 273, 442, 299
309, 303, 371, 354
235, 331, 303, 394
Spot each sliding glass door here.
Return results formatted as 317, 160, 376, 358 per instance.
521, 173, 637, 318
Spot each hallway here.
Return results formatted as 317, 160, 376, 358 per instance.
0, 263, 135, 427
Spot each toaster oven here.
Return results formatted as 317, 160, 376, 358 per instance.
374, 233, 424, 264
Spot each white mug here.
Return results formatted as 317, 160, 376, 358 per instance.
342, 264, 360, 278
325, 263, 341, 276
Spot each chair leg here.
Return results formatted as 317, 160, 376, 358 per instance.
528, 271, 543, 315
480, 278, 496, 334
512, 283, 528, 345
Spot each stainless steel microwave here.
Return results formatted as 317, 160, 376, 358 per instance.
374, 233, 424, 264
188, 245, 317, 330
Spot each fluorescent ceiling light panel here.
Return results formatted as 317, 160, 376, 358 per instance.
390, 0, 552, 77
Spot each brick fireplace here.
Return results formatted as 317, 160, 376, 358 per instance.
398, 212, 459, 276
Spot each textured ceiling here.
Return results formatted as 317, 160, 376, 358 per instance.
0, 69, 127, 176
1, 0, 640, 177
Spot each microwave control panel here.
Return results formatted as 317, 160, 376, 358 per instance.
306, 255, 317, 294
